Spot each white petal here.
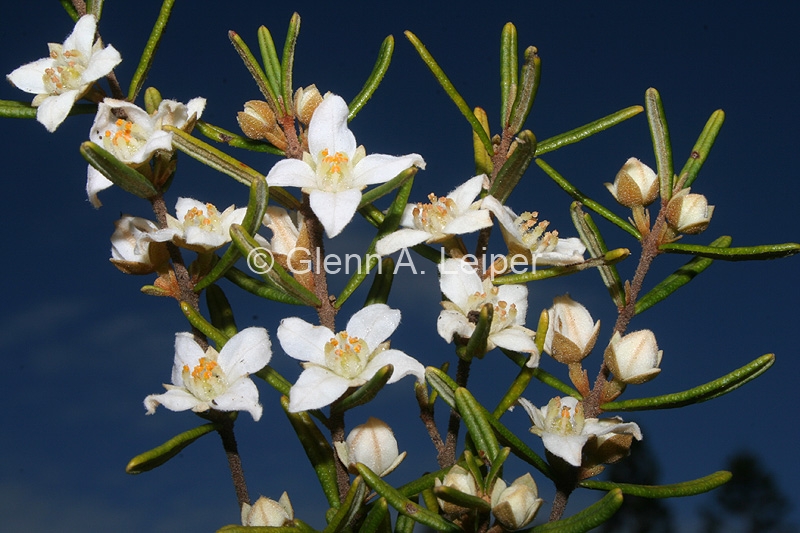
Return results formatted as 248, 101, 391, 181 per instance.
265, 158, 317, 189
86, 166, 113, 208
437, 310, 474, 343
144, 388, 203, 414
288, 366, 350, 412
64, 15, 98, 54
128, 130, 174, 164
36, 91, 79, 132
218, 327, 272, 380
517, 398, 545, 430
363, 349, 425, 383
583, 419, 643, 441
481, 195, 517, 230
448, 175, 486, 210
82, 44, 122, 82
441, 208, 493, 235
542, 433, 589, 466
277, 318, 331, 364
212, 377, 263, 421
346, 304, 400, 351
174, 197, 205, 219
375, 229, 431, 256
489, 328, 537, 353
439, 259, 482, 307
171, 332, 206, 386
352, 153, 425, 187
309, 189, 362, 238
308, 94, 356, 158
6, 57, 53, 94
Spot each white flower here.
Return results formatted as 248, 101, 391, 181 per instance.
482, 196, 585, 266
437, 258, 537, 358
605, 157, 659, 207
266, 93, 425, 238
334, 417, 406, 477
86, 97, 206, 207
241, 493, 293, 527
604, 329, 662, 384
490, 473, 544, 531
277, 304, 424, 412
518, 396, 642, 467
375, 175, 493, 256
144, 327, 272, 421
145, 197, 246, 252
6, 15, 121, 132
109, 215, 168, 275
544, 295, 600, 364
665, 188, 714, 235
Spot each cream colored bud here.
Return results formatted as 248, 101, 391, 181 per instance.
665, 188, 714, 234
110, 216, 169, 275
236, 100, 287, 149
544, 295, 601, 364
294, 84, 323, 125
435, 465, 479, 514
604, 330, 662, 384
490, 473, 544, 530
241, 492, 293, 527
605, 157, 659, 207
335, 417, 406, 477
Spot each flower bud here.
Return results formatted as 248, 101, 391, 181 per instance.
665, 188, 714, 234
605, 157, 659, 207
236, 100, 287, 149
544, 295, 600, 364
490, 473, 544, 530
334, 417, 406, 477
241, 492, 293, 527
434, 465, 479, 515
110, 216, 169, 275
294, 84, 323, 125
604, 330, 662, 384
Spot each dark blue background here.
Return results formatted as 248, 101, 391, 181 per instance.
1, 1, 797, 530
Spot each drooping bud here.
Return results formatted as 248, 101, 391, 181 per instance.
334, 417, 406, 477
605, 157, 659, 207
294, 84, 323, 125
237, 100, 287, 149
604, 330, 662, 384
241, 492, 293, 527
665, 188, 714, 234
544, 295, 600, 364
110, 215, 169, 275
434, 465, 479, 514
490, 473, 544, 530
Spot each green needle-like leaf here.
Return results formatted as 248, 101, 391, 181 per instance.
333, 365, 394, 413
571, 202, 627, 307
349, 35, 394, 121
659, 241, 800, 261
359, 497, 390, 533
80, 141, 158, 199
59, 0, 80, 21
127, 0, 176, 101
195, 120, 284, 154
508, 46, 541, 134
645, 88, 674, 200
358, 167, 417, 207
257, 25, 283, 99
473, 107, 493, 176
679, 109, 725, 188
457, 304, 492, 361
532, 488, 623, 532
363, 257, 395, 306
180, 301, 230, 348
602, 354, 775, 412
493, 364, 536, 418
488, 130, 537, 203
281, 14, 301, 116
580, 471, 731, 498
425, 366, 458, 409
323, 475, 368, 533
492, 248, 629, 285
206, 285, 238, 340
229, 30, 279, 107
500, 22, 519, 127
405, 31, 494, 155
433, 484, 492, 512
536, 106, 643, 156
126, 423, 219, 474
224, 267, 308, 306
0, 100, 95, 120
455, 387, 500, 462
487, 409, 552, 478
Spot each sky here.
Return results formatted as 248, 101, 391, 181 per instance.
1, 1, 798, 531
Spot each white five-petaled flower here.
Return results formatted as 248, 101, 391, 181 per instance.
375, 175, 493, 256
517, 396, 642, 467
482, 196, 585, 266
266, 93, 425, 238
109, 215, 169, 275
144, 327, 272, 421
437, 258, 538, 362
144, 197, 246, 253
86, 97, 206, 207
277, 304, 425, 412
6, 15, 122, 132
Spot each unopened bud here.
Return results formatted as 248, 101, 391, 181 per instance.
237, 100, 287, 149
605, 157, 659, 207
241, 492, 293, 527
435, 465, 479, 514
665, 188, 714, 234
294, 85, 323, 125
544, 295, 600, 364
490, 473, 544, 530
335, 417, 406, 477
604, 330, 662, 384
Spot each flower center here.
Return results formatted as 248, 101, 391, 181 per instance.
465, 283, 518, 332
514, 212, 559, 252
324, 331, 369, 379
42, 45, 86, 95
545, 399, 585, 436
183, 203, 222, 232
317, 148, 351, 192
102, 118, 150, 161
412, 193, 457, 236
182, 355, 228, 402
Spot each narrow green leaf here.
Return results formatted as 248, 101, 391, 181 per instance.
531, 367, 582, 399
356, 463, 461, 532
281, 396, 340, 508
257, 25, 283, 99
126, 423, 219, 474
0, 100, 95, 120
456, 304, 492, 361
455, 387, 500, 462
488, 130, 537, 203
532, 489, 623, 532
333, 365, 394, 413
281, 14, 301, 116
323, 476, 368, 533
359, 167, 417, 208
486, 409, 552, 478
425, 366, 458, 409
637, 235, 732, 314
580, 471, 731, 498
394, 508, 417, 533
80, 141, 158, 199
224, 267, 308, 306
508, 46, 541, 134
492, 248, 629, 285
536, 106, 643, 156
229, 30, 279, 107
364, 257, 396, 306
59, 0, 80, 21
500, 22, 518, 127
645, 88, 674, 200
493, 365, 536, 418
473, 107, 493, 176
360, 497, 391, 533
659, 241, 800, 261
602, 354, 775, 412
571, 203, 626, 307
536, 158, 640, 238
679, 109, 725, 188
404, 31, 493, 155
206, 285, 238, 339
398, 468, 451, 498
180, 301, 230, 348
195, 120, 284, 154
127, 0, 176, 101
433, 485, 492, 512
349, 35, 395, 121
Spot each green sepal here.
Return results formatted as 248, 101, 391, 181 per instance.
127, 0, 176, 101
80, 141, 158, 199
257, 25, 283, 100
536, 106, 643, 156
484, 446, 511, 491
473, 107, 493, 176
404, 31, 493, 156
59, 0, 80, 21
492, 248, 629, 285
532, 488, 623, 532
180, 301, 230, 348
580, 470, 731, 498
659, 241, 800, 261
323, 475, 368, 533
488, 130, 537, 203
224, 267, 308, 306
230, 224, 321, 306
356, 463, 461, 532
636, 235, 732, 314
229, 30, 279, 108
195, 175, 269, 292
536, 158, 640, 239
0, 99, 96, 120
425, 366, 458, 409
500, 22, 519, 127
363, 257, 395, 306
332, 365, 394, 414
508, 46, 541, 134
645, 88, 674, 201
571, 202, 626, 307
206, 285, 238, 339
455, 387, 500, 462
456, 303, 492, 361
359, 497, 391, 533
280, 14, 301, 116
358, 166, 417, 208
602, 354, 775, 412
126, 422, 219, 474
144, 87, 162, 115
349, 35, 394, 121
433, 484, 491, 513
195, 120, 284, 154
280, 396, 340, 508
680, 109, 724, 188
